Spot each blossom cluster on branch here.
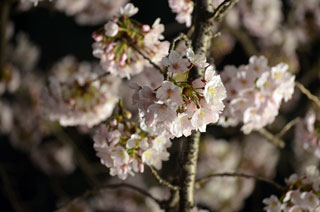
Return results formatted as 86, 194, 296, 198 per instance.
93, 103, 171, 180
5, 0, 320, 211
43, 56, 120, 127
263, 166, 320, 212
219, 56, 295, 133
92, 3, 169, 78
133, 48, 226, 138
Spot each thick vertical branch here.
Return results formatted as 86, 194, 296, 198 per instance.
179, 1, 215, 211
179, 131, 201, 212
179, 1, 238, 211
190, 0, 214, 78
0, 0, 10, 74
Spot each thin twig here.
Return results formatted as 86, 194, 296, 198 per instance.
148, 165, 180, 191
86, 72, 110, 85
128, 42, 165, 74
295, 82, 320, 109
258, 128, 285, 148
195, 172, 285, 191
55, 183, 161, 212
300, 59, 320, 86
277, 117, 300, 138
209, 0, 239, 23
0, 163, 25, 212
224, 23, 259, 56
49, 123, 100, 186
170, 33, 191, 52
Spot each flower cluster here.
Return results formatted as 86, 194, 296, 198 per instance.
92, 3, 169, 78
93, 104, 171, 180
168, 0, 194, 27
263, 166, 320, 212
43, 56, 120, 127
219, 56, 295, 134
132, 48, 226, 138
295, 109, 320, 159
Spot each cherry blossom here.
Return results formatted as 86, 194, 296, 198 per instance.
93, 107, 171, 180
168, 0, 194, 27
43, 56, 120, 127
162, 50, 191, 74
219, 56, 295, 134
134, 48, 226, 138
92, 3, 169, 78
263, 166, 320, 212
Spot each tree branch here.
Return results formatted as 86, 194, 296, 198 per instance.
195, 172, 285, 191
49, 123, 100, 186
0, 163, 25, 212
179, 1, 239, 211
209, 0, 239, 23
257, 128, 285, 148
295, 81, 320, 109
276, 117, 300, 138
128, 41, 165, 74
149, 165, 180, 191
179, 131, 201, 212
0, 0, 11, 74
170, 33, 191, 52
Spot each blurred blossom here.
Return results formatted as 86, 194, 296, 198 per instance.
1, 32, 40, 96
239, 0, 282, 38
9, 73, 49, 151
10, 33, 40, 72
89, 186, 152, 211
0, 64, 20, 96
0, 101, 13, 133
59, 199, 93, 212
196, 134, 279, 212
43, 56, 120, 127
55, 0, 128, 25
168, 0, 194, 27
290, 0, 320, 34
211, 31, 236, 61
31, 140, 75, 175
295, 109, 320, 159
